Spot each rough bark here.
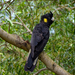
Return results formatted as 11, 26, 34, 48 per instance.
0, 27, 71, 75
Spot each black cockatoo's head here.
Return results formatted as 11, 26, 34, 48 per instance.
40, 11, 54, 26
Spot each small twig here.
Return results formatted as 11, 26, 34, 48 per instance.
0, 5, 3, 10
8, 5, 32, 35
27, 1, 34, 30
13, 22, 23, 26
6, 8, 11, 33
0, 0, 10, 6
19, 32, 29, 36
53, 6, 66, 13
33, 68, 48, 75
66, 19, 75, 26
5, 0, 15, 10
53, 6, 75, 13
0, 44, 6, 47
0, 0, 11, 10
13, 22, 32, 35
69, 20, 75, 26
70, 1, 75, 4
71, 7, 75, 10
53, 1, 75, 13
0, 23, 8, 26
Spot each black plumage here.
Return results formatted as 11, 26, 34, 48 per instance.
24, 11, 54, 72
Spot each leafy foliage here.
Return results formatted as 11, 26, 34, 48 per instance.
0, 0, 75, 75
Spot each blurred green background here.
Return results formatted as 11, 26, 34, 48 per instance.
0, 0, 75, 75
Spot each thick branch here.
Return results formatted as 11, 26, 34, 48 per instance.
0, 27, 71, 75
39, 51, 71, 75
0, 27, 30, 52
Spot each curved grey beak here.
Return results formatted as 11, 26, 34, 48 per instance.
51, 17, 54, 21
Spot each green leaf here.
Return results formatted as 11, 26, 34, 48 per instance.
6, 18, 13, 26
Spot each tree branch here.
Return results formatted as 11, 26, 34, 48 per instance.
33, 68, 48, 75
53, 1, 75, 13
0, 27, 71, 75
0, 0, 11, 10
0, 27, 30, 52
0, 0, 10, 6
5, 0, 15, 10
8, 5, 32, 35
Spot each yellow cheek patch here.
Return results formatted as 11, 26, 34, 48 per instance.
44, 18, 48, 23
